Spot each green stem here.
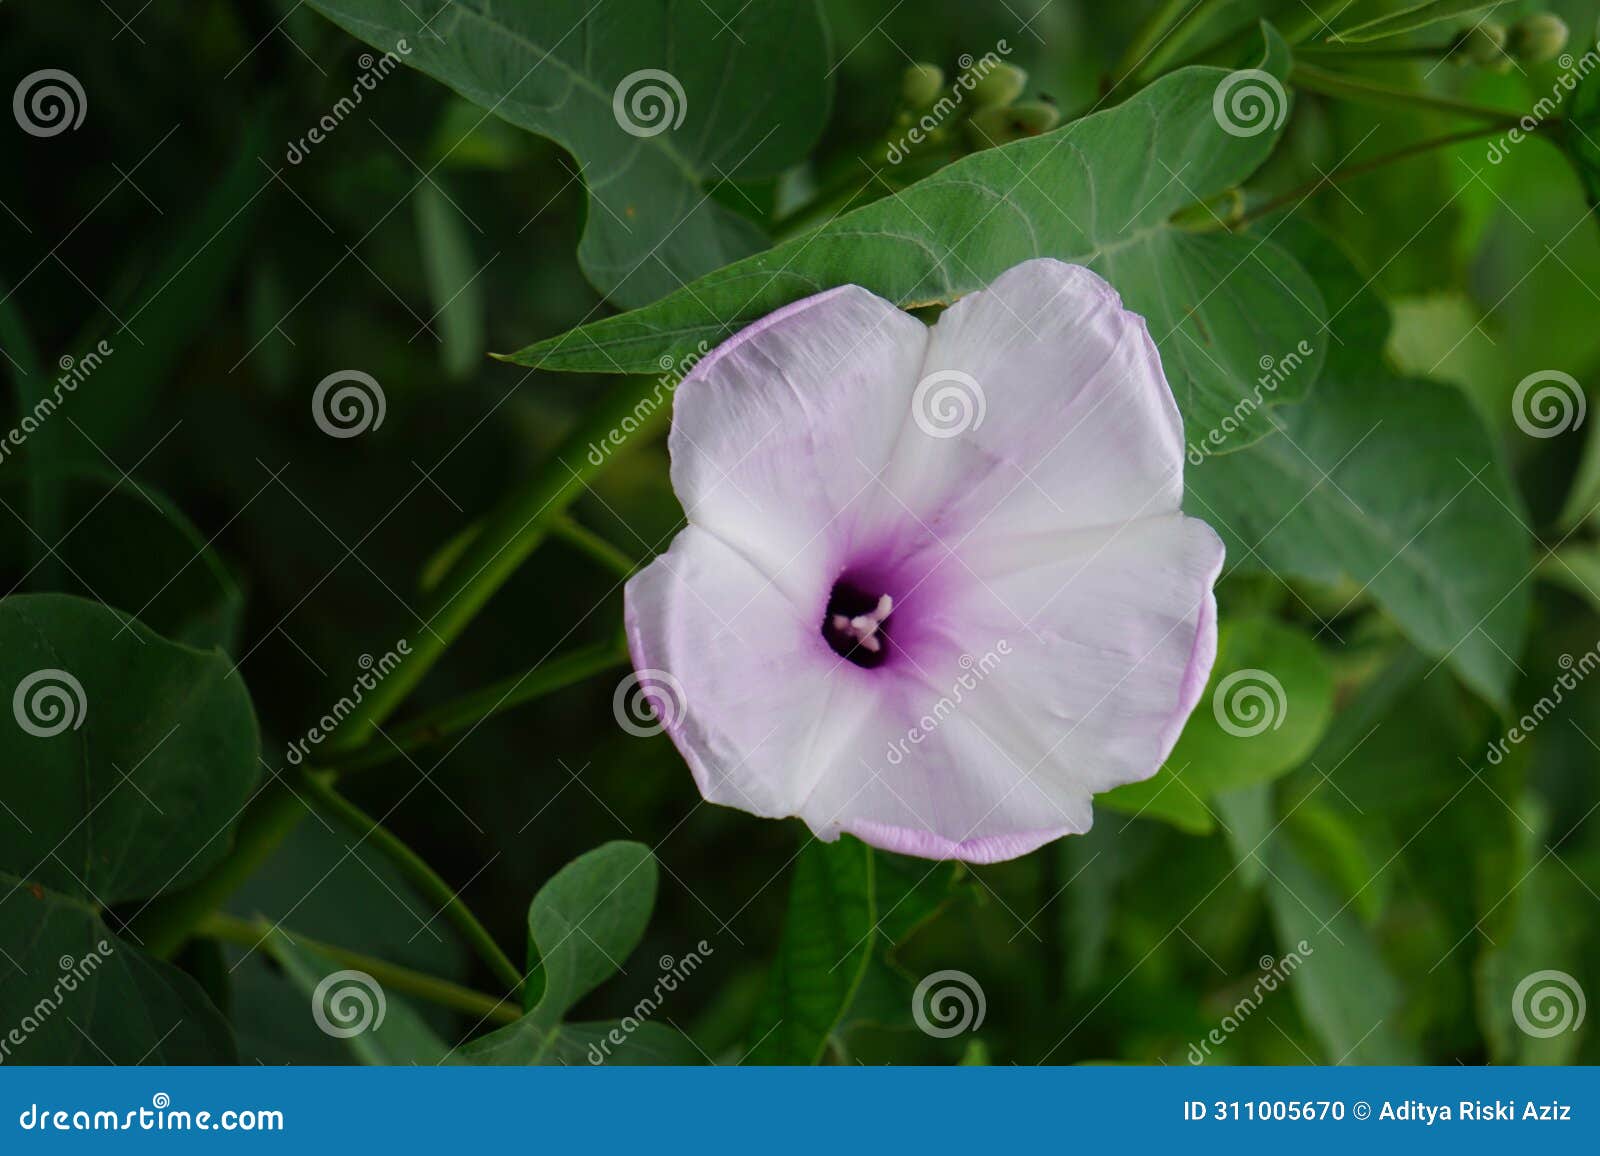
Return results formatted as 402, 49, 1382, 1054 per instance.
550, 514, 639, 578
1131, 0, 1229, 83
1235, 120, 1544, 227
323, 375, 672, 755
1291, 62, 1524, 123
1281, 0, 1363, 45
1298, 44, 1454, 62
1113, 0, 1198, 87
200, 911, 520, 1026
298, 770, 525, 995
132, 776, 311, 958
327, 639, 630, 775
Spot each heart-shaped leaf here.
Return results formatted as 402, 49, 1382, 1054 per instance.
507, 29, 1325, 453
304, 0, 830, 306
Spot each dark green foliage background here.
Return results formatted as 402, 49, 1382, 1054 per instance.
2, 0, 1599, 1066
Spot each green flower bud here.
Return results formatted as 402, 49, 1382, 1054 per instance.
965, 101, 1060, 148
1507, 14, 1570, 64
1455, 22, 1510, 70
901, 63, 944, 109
969, 62, 1027, 109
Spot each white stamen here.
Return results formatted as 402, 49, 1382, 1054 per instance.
835, 594, 893, 651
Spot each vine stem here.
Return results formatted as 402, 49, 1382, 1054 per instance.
326, 640, 630, 775
294, 771, 525, 995
132, 376, 671, 959
1291, 63, 1525, 123
199, 911, 521, 1026
1128, 0, 1229, 85
1234, 120, 1554, 227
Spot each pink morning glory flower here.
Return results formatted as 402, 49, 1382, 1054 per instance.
625, 259, 1224, 863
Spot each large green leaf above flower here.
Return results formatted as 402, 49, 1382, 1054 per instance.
303, 0, 830, 307
508, 30, 1325, 453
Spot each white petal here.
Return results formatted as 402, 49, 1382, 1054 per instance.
668, 285, 929, 605
881, 258, 1185, 544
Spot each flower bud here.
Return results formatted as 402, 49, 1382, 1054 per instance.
966, 101, 1060, 147
970, 62, 1027, 109
1455, 22, 1510, 71
901, 63, 944, 108
1507, 14, 1569, 63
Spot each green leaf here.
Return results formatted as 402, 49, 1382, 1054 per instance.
520, 840, 656, 1024
414, 181, 486, 382
747, 837, 875, 1064
1567, 62, 1600, 210
1100, 617, 1334, 833
508, 33, 1327, 453
1476, 797, 1588, 1064
1217, 819, 1418, 1063
1327, 1, 1515, 44
1188, 219, 1531, 706
1538, 544, 1600, 609
452, 841, 701, 1064
0, 594, 261, 906
0, 472, 244, 651
259, 927, 450, 1065
304, 0, 830, 307
0, 876, 236, 1063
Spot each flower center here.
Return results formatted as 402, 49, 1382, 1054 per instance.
822, 581, 895, 668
